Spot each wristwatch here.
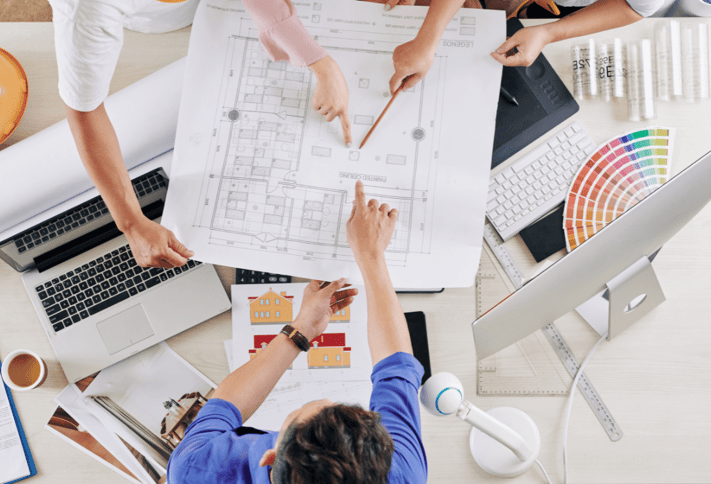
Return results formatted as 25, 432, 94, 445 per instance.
280, 324, 311, 352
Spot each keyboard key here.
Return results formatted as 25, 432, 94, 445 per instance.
88, 291, 130, 316
68, 295, 78, 305
80, 310, 89, 319
80, 272, 88, 281
146, 277, 161, 289
85, 298, 94, 307
71, 286, 80, 295
46, 304, 61, 315
77, 302, 85, 311
109, 287, 118, 296
111, 267, 120, 276
96, 274, 105, 283
149, 268, 163, 276
117, 273, 126, 282
38, 291, 48, 300
53, 322, 64, 332
109, 277, 118, 286
42, 296, 56, 308
77, 293, 86, 302
141, 272, 151, 281
92, 295, 102, 304
117, 283, 126, 292
79, 282, 88, 291
160, 274, 168, 282
72, 314, 81, 323
129, 287, 138, 296
137, 283, 147, 292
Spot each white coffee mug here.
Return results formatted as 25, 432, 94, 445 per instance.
1, 349, 47, 391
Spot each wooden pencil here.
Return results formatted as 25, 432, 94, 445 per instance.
359, 83, 405, 149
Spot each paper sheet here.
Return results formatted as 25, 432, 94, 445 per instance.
162, 0, 505, 287
224, 339, 372, 431
0, 380, 31, 483
231, 283, 371, 382
81, 343, 216, 473
0, 58, 184, 238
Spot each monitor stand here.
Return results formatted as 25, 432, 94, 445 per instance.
575, 255, 666, 340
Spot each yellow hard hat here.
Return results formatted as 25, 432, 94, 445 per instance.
0, 47, 28, 145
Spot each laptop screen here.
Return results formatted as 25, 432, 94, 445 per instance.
0, 169, 168, 273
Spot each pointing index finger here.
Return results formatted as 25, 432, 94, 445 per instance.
355, 180, 366, 208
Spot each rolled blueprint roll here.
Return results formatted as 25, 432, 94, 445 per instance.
626, 42, 641, 122
669, 20, 683, 97
571, 45, 585, 100
598, 42, 612, 102
0, 58, 185, 235
681, 27, 695, 102
588, 39, 599, 97
699, 23, 710, 99
613, 38, 626, 99
655, 23, 671, 101
640, 39, 655, 119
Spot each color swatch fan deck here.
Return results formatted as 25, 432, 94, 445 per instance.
564, 128, 675, 251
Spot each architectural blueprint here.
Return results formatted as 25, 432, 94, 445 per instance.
231, 283, 372, 383
162, 0, 505, 287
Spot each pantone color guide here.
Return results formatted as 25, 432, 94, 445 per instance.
564, 127, 675, 251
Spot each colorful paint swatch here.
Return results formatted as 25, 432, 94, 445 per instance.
564, 127, 675, 251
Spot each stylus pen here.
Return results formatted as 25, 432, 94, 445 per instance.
499, 86, 519, 106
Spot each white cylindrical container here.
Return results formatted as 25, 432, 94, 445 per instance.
640, 39, 656, 118
627, 42, 641, 121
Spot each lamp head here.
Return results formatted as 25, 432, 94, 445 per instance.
419, 372, 465, 416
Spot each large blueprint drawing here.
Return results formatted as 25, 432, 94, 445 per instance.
162, 0, 505, 287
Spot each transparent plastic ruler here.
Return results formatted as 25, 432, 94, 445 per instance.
482, 222, 623, 442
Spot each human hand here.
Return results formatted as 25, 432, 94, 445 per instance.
490, 25, 553, 67
390, 37, 436, 94
292, 279, 358, 340
346, 180, 398, 266
308, 56, 352, 147
123, 216, 194, 268
382, 0, 416, 10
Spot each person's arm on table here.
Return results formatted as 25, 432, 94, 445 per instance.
241, 0, 352, 145
491, 0, 643, 67
65, 104, 193, 268
211, 280, 357, 421
388, 0, 467, 93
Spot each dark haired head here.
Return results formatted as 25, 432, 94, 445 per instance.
271, 404, 394, 484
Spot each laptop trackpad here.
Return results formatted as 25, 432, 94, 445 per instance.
96, 305, 155, 355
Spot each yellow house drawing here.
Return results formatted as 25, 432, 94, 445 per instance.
307, 333, 351, 369
329, 306, 350, 323
249, 289, 293, 325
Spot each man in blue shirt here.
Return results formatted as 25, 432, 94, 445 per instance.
168, 180, 427, 484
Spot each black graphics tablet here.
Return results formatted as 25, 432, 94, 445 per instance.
491, 18, 579, 169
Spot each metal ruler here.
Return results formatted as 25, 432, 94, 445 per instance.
482, 222, 623, 442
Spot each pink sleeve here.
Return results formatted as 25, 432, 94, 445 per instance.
242, 0, 327, 67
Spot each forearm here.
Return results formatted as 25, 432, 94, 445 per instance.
416, 0, 467, 48
359, 256, 413, 366
64, 103, 144, 233
544, 0, 643, 43
211, 333, 301, 421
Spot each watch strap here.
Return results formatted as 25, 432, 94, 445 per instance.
280, 324, 311, 352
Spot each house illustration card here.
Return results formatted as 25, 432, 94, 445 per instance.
232, 283, 372, 382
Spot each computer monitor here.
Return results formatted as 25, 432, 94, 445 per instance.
472, 149, 711, 360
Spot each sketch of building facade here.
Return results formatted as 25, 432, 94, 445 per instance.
249, 289, 293, 324
307, 333, 351, 369
329, 306, 349, 323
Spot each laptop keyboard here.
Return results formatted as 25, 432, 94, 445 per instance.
35, 243, 202, 333
235, 269, 291, 285
14, 171, 166, 253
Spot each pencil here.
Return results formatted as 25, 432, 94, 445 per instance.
359, 83, 405, 149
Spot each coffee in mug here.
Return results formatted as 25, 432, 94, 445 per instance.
1, 350, 47, 391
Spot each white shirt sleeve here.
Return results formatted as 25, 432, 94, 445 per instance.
623, 0, 666, 16
49, 0, 125, 112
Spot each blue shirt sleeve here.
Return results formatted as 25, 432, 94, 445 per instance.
369, 352, 427, 484
167, 399, 276, 484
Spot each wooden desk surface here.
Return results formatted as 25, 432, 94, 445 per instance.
1, 19, 710, 484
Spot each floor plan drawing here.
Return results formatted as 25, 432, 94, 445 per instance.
193, 36, 443, 269
164, 0, 505, 287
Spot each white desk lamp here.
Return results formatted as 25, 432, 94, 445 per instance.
419, 372, 541, 478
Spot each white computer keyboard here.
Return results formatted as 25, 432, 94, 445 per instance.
486, 122, 597, 241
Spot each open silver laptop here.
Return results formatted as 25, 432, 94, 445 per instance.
0, 167, 230, 382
